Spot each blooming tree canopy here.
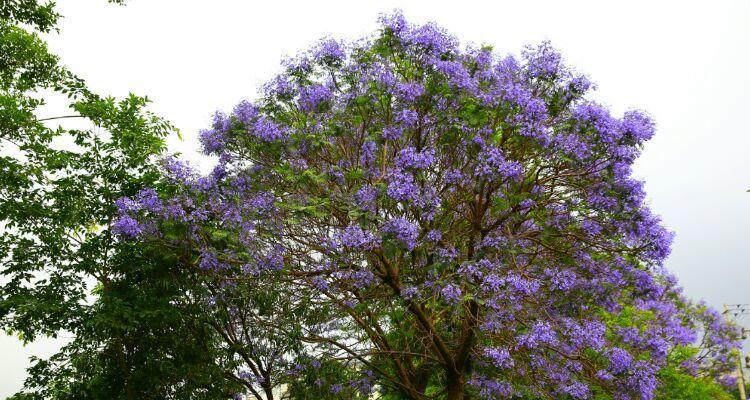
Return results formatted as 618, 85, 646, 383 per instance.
116, 12, 739, 400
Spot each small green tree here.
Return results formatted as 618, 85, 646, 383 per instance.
1, 2, 238, 398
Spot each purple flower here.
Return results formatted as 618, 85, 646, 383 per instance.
251, 116, 287, 142
621, 110, 655, 142
426, 229, 442, 243
386, 170, 419, 202
377, 10, 407, 36
476, 145, 523, 181
558, 381, 590, 400
313, 38, 346, 62
441, 283, 462, 304
382, 125, 403, 140
607, 347, 633, 374
199, 251, 222, 271
233, 100, 259, 124
336, 224, 379, 250
163, 157, 196, 184
359, 141, 377, 167
381, 217, 418, 250
396, 147, 435, 170
484, 346, 513, 369
199, 128, 225, 155
522, 40, 562, 79
264, 76, 296, 98
112, 215, 141, 238
401, 286, 419, 300
135, 188, 162, 213
261, 250, 284, 271
395, 108, 419, 126
355, 185, 379, 211
519, 321, 558, 348
396, 81, 424, 102
299, 84, 332, 113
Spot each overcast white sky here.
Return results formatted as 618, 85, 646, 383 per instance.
2, 0, 749, 396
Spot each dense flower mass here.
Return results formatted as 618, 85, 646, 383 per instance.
115, 11, 740, 400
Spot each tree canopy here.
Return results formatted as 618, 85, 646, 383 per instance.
113, 11, 742, 400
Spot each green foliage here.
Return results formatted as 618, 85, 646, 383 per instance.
0, 22, 59, 92
0, 0, 59, 33
6, 246, 239, 400
0, 1, 237, 399
655, 346, 733, 400
285, 358, 371, 400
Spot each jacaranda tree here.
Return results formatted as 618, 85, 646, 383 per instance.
116, 12, 740, 400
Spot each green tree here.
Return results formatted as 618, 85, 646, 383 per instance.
1, 2, 238, 398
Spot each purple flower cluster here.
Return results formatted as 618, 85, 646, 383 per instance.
313, 38, 346, 62
396, 146, 435, 170
335, 224, 379, 250
111, 214, 141, 238
440, 283, 462, 304
380, 217, 418, 250
298, 84, 332, 113
250, 115, 287, 142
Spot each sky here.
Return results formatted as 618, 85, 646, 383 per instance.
2, 0, 750, 396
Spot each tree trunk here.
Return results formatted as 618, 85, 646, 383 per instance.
446, 370, 465, 400
262, 382, 274, 400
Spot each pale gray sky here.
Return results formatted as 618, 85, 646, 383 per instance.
2, 0, 749, 396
